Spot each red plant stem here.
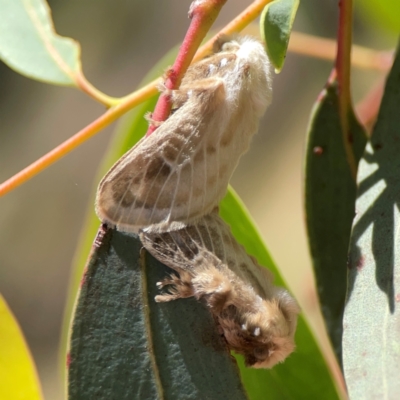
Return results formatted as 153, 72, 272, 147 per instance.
146, 0, 227, 136
335, 0, 358, 180
336, 0, 352, 112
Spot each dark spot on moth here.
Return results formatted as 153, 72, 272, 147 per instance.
111, 175, 138, 207
171, 231, 199, 260
226, 258, 236, 267
240, 262, 247, 271
181, 244, 197, 260
161, 135, 184, 162
207, 145, 217, 154
111, 174, 132, 194
133, 198, 145, 208
112, 175, 143, 208
163, 144, 180, 162
145, 157, 171, 180
220, 132, 233, 146
119, 190, 136, 208
132, 175, 142, 185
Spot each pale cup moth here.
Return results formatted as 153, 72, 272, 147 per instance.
140, 209, 300, 368
95, 35, 273, 233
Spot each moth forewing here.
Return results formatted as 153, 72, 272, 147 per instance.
139, 210, 300, 369
95, 36, 273, 233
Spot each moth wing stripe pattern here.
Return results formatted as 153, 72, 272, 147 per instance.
144, 133, 188, 224
130, 120, 190, 225
143, 110, 208, 227
110, 138, 146, 220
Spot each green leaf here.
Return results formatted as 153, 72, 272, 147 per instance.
0, 0, 81, 85
304, 83, 367, 365
220, 190, 341, 400
260, 0, 299, 73
68, 227, 247, 400
343, 41, 400, 398
0, 294, 43, 400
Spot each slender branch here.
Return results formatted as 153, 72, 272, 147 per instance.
75, 70, 121, 107
336, 0, 358, 180
0, 0, 275, 197
146, 0, 228, 136
0, 83, 158, 196
289, 31, 392, 72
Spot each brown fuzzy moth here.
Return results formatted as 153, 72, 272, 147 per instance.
96, 35, 272, 233
140, 209, 300, 368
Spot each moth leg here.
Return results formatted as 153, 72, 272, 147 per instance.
156, 79, 168, 94
155, 270, 194, 303
144, 112, 165, 128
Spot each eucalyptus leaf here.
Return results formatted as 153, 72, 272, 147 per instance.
343, 41, 400, 399
221, 190, 341, 400
260, 0, 299, 73
304, 83, 367, 365
67, 227, 247, 400
0, 294, 43, 400
0, 0, 81, 85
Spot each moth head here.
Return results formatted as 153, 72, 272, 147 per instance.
219, 292, 300, 369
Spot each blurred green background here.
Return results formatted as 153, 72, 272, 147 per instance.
0, 0, 397, 398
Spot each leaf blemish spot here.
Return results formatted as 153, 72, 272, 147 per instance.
356, 256, 365, 272
313, 146, 324, 155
